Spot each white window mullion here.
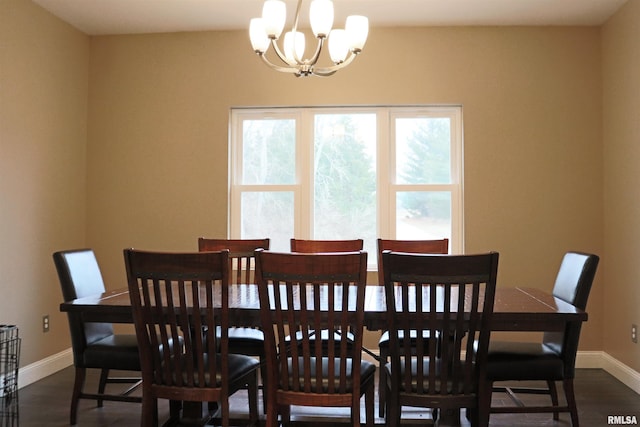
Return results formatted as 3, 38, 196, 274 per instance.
378, 109, 392, 239
229, 112, 244, 237
297, 110, 313, 238
450, 108, 464, 253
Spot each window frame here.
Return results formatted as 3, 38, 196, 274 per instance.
229, 105, 464, 257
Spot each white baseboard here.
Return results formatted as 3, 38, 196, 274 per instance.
575, 350, 605, 368
15, 348, 640, 397
18, 348, 73, 389
587, 351, 640, 394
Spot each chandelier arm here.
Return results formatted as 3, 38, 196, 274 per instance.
311, 51, 359, 76
310, 68, 337, 77
290, 0, 309, 66
292, 0, 303, 33
269, 38, 296, 67
305, 37, 325, 68
258, 53, 303, 75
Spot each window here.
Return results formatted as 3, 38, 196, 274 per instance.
230, 106, 463, 266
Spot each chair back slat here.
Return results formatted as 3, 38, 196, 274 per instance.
383, 251, 498, 412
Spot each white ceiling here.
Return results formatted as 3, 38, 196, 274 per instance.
33, 0, 628, 36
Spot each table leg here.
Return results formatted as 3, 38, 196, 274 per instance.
436, 408, 461, 426
176, 401, 214, 426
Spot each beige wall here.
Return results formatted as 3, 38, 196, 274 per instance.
86, 26, 604, 350
8, 0, 635, 369
603, 0, 640, 372
0, 0, 89, 365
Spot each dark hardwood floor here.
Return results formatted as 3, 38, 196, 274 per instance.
8, 367, 640, 426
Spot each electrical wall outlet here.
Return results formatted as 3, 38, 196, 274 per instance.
632, 324, 638, 344
43, 315, 50, 333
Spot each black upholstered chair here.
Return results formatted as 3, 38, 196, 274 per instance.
54, 249, 142, 425
482, 251, 599, 427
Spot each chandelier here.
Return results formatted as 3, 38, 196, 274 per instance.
249, 0, 369, 77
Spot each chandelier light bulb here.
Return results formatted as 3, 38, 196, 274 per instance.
345, 15, 369, 52
262, 0, 286, 39
328, 29, 349, 64
283, 31, 306, 63
249, 18, 270, 53
309, 0, 334, 38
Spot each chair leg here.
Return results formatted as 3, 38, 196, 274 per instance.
70, 367, 86, 425
477, 380, 493, 427
247, 371, 259, 427
260, 355, 268, 414
378, 347, 388, 418
140, 393, 156, 427
563, 378, 579, 427
169, 400, 182, 422
152, 397, 159, 426
281, 404, 291, 426
385, 378, 400, 427
221, 398, 230, 427
365, 382, 375, 427
351, 396, 361, 427
265, 399, 278, 427
547, 380, 560, 420
97, 368, 109, 407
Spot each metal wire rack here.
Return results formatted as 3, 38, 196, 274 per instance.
0, 326, 20, 427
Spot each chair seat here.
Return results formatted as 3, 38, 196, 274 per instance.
378, 330, 435, 348
284, 357, 376, 393
229, 327, 264, 342
229, 328, 264, 356
84, 334, 185, 371
83, 334, 141, 370
221, 327, 265, 355
486, 341, 564, 381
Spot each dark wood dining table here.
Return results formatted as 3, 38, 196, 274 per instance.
60, 284, 587, 332
59, 284, 587, 426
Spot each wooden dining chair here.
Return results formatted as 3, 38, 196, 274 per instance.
124, 249, 259, 427
289, 238, 366, 355
376, 238, 449, 417
255, 249, 375, 427
53, 249, 143, 425
197, 237, 270, 413
382, 250, 499, 427
482, 251, 599, 427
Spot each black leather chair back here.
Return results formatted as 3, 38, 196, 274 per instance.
552, 252, 599, 310
543, 251, 599, 376
54, 249, 114, 365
